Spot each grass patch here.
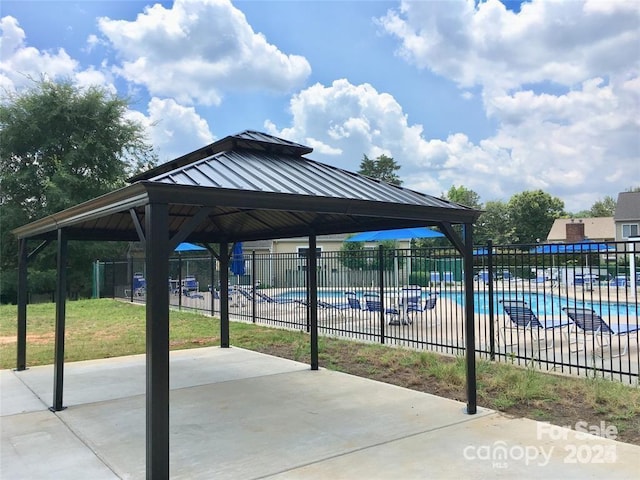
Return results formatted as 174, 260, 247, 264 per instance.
2, 299, 639, 445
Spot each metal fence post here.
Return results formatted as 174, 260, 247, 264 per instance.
487, 240, 495, 361
378, 245, 385, 344
252, 250, 257, 324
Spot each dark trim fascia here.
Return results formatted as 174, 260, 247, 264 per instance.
142, 183, 482, 224
12, 183, 150, 240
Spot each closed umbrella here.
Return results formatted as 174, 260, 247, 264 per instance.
230, 242, 245, 283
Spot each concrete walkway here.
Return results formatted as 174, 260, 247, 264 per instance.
1, 347, 638, 479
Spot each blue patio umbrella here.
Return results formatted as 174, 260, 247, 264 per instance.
564, 241, 614, 253
531, 244, 568, 254
230, 242, 245, 276
174, 242, 206, 252
531, 241, 614, 254
346, 227, 444, 242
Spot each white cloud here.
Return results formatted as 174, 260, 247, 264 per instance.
379, 0, 639, 91
0, 16, 114, 93
369, 0, 640, 211
0, 16, 78, 90
97, 0, 311, 106
265, 79, 434, 174
128, 97, 216, 162
0, 14, 214, 165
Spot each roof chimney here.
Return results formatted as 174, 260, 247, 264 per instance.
566, 221, 585, 242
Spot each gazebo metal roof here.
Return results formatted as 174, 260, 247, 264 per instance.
12, 130, 481, 478
13, 130, 478, 243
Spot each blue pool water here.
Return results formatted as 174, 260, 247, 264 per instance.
451, 291, 638, 318
275, 289, 638, 318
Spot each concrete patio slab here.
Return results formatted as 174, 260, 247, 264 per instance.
1, 347, 638, 479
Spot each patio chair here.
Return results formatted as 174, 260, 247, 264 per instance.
363, 292, 401, 324
499, 300, 570, 354
181, 276, 204, 299
405, 292, 439, 324
609, 276, 627, 288
132, 274, 146, 296
344, 291, 362, 310
562, 307, 640, 357
475, 271, 491, 284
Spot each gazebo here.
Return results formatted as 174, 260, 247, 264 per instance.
12, 130, 482, 478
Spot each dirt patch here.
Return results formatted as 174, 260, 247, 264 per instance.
0, 333, 55, 345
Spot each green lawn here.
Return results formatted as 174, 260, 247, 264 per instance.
1, 298, 639, 445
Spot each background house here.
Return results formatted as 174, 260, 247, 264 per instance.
546, 217, 615, 243
614, 191, 640, 241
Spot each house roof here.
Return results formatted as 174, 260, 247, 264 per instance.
12, 130, 481, 244
614, 191, 640, 222
546, 217, 615, 242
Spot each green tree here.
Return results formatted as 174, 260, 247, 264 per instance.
589, 196, 616, 217
475, 200, 514, 245
339, 239, 400, 271
0, 79, 157, 302
358, 154, 402, 186
507, 190, 565, 244
443, 185, 482, 209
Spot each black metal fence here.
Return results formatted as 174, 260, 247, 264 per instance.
97, 240, 640, 384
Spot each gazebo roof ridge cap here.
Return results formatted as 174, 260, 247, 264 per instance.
128, 130, 313, 183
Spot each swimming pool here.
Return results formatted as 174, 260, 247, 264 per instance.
455, 291, 638, 318
274, 289, 638, 318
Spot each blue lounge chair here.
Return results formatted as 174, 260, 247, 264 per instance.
316, 292, 362, 319
230, 286, 302, 308
254, 290, 301, 305
499, 300, 570, 354
562, 307, 640, 357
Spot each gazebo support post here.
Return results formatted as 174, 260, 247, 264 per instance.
219, 241, 230, 348
51, 228, 67, 411
145, 203, 170, 480
463, 222, 477, 414
308, 234, 318, 370
16, 238, 28, 371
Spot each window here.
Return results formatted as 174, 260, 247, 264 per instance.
297, 247, 322, 258
297, 247, 322, 272
622, 224, 639, 238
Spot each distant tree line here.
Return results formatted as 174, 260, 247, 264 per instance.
356, 154, 636, 248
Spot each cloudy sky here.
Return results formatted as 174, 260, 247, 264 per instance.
1, 0, 639, 212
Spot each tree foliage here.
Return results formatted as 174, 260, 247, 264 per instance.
339, 240, 401, 271
444, 185, 482, 209
507, 190, 565, 244
0, 79, 157, 302
358, 154, 402, 186
589, 196, 616, 217
474, 200, 514, 245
